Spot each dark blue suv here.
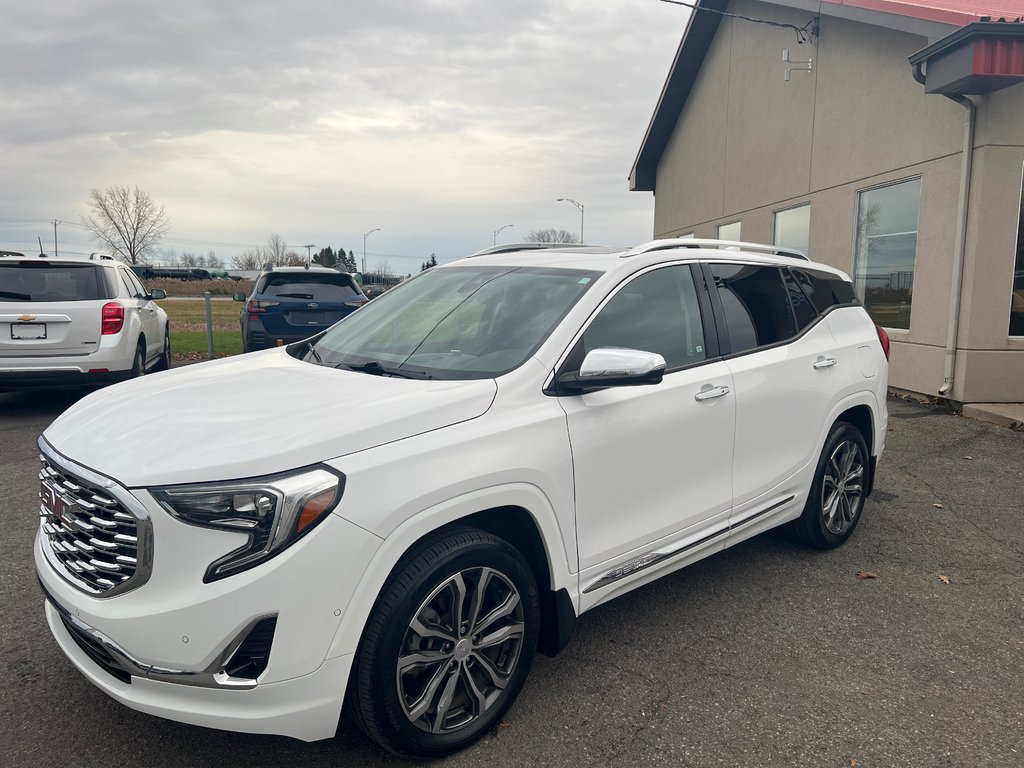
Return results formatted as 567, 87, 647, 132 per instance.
234, 266, 367, 352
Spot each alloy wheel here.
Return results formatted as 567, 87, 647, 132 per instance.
821, 439, 864, 535
396, 566, 525, 735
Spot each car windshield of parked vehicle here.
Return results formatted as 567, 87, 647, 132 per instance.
308, 265, 602, 379
0, 263, 114, 302
261, 273, 361, 301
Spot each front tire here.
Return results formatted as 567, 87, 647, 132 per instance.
346, 528, 540, 758
789, 421, 869, 549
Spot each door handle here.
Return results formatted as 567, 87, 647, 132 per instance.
813, 356, 837, 369
694, 385, 730, 401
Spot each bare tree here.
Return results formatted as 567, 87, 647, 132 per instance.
231, 249, 266, 270
82, 185, 170, 264
267, 233, 288, 264
525, 228, 579, 244
180, 251, 199, 268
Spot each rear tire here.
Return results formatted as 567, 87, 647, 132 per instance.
153, 329, 171, 372
346, 528, 540, 758
129, 342, 146, 379
788, 421, 869, 549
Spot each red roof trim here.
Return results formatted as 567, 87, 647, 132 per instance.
823, 0, 983, 25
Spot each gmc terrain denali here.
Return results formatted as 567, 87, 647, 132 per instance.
35, 240, 889, 757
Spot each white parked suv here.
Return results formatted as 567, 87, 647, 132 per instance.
34, 239, 889, 757
1, 252, 170, 389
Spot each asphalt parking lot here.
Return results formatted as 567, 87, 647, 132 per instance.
1, 389, 1021, 768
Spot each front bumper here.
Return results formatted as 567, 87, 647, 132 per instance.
35, 461, 383, 740
44, 597, 354, 741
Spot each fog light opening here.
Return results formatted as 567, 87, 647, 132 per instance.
223, 616, 278, 680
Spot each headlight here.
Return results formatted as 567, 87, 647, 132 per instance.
152, 467, 344, 582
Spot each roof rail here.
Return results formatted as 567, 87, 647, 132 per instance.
467, 242, 589, 258
622, 239, 808, 260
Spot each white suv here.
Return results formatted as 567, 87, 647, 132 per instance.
1, 252, 170, 389
34, 240, 888, 757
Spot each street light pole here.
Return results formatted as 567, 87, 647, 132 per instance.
302, 243, 315, 267
362, 228, 380, 274
493, 224, 514, 246
556, 198, 584, 244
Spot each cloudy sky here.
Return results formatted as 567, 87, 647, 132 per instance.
2, 0, 689, 274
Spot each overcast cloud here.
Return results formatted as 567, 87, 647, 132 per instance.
2, 0, 688, 273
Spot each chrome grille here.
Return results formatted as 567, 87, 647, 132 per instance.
38, 454, 149, 595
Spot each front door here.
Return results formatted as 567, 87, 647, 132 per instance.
555, 264, 735, 606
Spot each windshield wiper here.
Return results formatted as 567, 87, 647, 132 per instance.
305, 340, 324, 365
335, 360, 431, 379
0, 291, 31, 300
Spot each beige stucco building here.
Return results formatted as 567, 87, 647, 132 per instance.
631, 0, 1024, 403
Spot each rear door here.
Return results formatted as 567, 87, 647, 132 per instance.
0, 262, 111, 358
704, 262, 840, 525
119, 267, 162, 361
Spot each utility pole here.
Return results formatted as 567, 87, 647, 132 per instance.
302, 243, 315, 266
556, 198, 584, 243
53, 220, 60, 257
362, 228, 380, 274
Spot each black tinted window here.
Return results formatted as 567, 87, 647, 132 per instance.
0, 263, 114, 302
793, 269, 857, 314
783, 270, 818, 331
260, 273, 360, 300
710, 264, 796, 354
582, 265, 706, 369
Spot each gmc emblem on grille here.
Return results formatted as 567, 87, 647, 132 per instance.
40, 483, 68, 522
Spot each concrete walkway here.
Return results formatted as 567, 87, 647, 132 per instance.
962, 402, 1024, 429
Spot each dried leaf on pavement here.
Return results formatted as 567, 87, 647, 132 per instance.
932, 502, 945, 509
962, 455, 973, 460
855, 570, 877, 580
938, 575, 951, 585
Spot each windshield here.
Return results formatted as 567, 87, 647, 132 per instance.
308, 265, 601, 379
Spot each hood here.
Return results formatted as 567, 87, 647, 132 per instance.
43, 349, 497, 487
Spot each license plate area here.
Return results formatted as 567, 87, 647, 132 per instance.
289, 312, 324, 325
12, 323, 47, 340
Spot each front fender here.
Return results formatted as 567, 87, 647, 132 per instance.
325, 482, 576, 660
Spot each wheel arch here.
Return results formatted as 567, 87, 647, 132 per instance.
326, 484, 578, 662
829, 399, 877, 496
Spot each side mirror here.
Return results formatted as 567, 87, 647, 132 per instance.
150, 289, 167, 300
232, 292, 246, 302
557, 347, 666, 393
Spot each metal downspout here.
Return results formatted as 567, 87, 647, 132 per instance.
916, 60, 977, 397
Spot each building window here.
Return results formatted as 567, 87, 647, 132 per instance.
718, 221, 741, 241
853, 178, 921, 330
1009, 162, 1024, 336
773, 204, 810, 257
